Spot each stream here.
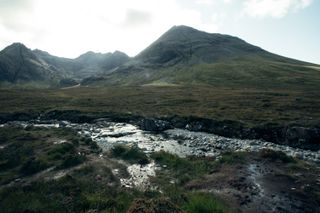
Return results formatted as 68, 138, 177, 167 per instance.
1, 119, 319, 190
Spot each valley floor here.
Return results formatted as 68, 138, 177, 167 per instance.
0, 85, 319, 212
0, 120, 319, 212
0, 85, 319, 127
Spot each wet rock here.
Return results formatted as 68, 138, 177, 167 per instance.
58, 121, 70, 127
140, 118, 172, 132
285, 126, 320, 151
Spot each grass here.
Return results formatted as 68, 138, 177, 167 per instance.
218, 152, 246, 164
0, 175, 139, 213
0, 85, 319, 128
0, 123, 317, 212
183, 192, 227, 213
150, 151, 248, 188
110, 145, 150, 165
0, 126, 98, 184
260, 149, 296, 163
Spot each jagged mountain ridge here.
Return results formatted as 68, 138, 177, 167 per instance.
0, 43, 129, 84
0, 25, 319, 88
0, 43, 62, 83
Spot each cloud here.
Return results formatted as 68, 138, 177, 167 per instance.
0, 0, 222, 57
195, 0, 214, 5
243, 0, 313, 18
123, 9, 153, 28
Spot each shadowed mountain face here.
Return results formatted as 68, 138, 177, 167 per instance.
33, 49, 130, 80
0, 43, 129, 85
0, 26, 319, 88
0, 43, 62, 83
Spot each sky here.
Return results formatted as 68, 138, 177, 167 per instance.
0, 0, 319, 63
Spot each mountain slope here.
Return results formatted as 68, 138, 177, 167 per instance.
0, 43, 62, 83
0, 43, 130, 86
73, 51, 129, 79
135, 25, 307, 66
0, 26, 319, 88
92, 25, 319, 88
33, 49, 130, 80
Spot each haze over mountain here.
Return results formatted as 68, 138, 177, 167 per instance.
0, 25, 319, 88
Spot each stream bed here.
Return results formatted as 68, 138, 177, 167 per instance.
4, 119, 318, 162
2, 119, 319, 190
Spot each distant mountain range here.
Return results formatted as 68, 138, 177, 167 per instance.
0, 43, 129, 86
0, 25, 319, 88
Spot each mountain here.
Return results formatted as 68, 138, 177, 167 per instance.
0, 43, 63, 84
1, 26, 319, 88
0, 43, 130, 86
33, 49, 130, 80
90, 25, 319, 88
136, 25, 266, 66
73, 51, 129, 79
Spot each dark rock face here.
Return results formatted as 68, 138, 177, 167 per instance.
0, 112, 38, 123
0, 43, 61, 83
284, 127, 320, 150
42, 110, 94, 123
166, 116, 320, 151
140, 118, 172, 132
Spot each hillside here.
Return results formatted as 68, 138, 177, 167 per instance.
0, 26, 319, 89
89, 26, 319, 88
0, 43, 63, 84
0, 44, 130, 86
33, 49, 130, 80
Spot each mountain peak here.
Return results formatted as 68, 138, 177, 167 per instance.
136, 25, 264, 65
3, 42, 29, 52
168, 25, 198, 32
9, 42, 27, 48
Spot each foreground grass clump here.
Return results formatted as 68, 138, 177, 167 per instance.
0, 174, 139, 212
0, 126, 98, 184
150, 151, 219, 186
260, 149, 296, 163
183, 192, 227, 213
111, 145, 150, 165
151, 151, 246, 184
218, 151, 246, 164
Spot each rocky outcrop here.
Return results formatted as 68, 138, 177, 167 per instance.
166, 116, 320, 151
139, 118, 171, 132
284, 126, 320, 150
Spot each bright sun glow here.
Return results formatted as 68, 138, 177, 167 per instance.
0, 0, 318, 63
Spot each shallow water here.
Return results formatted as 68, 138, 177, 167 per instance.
1, 120, 319, 190
1, 120, 319, 163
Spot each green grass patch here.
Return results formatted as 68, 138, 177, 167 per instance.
183, 192, 227, 213
111, 145, 150, 165
0, 126, 94, 184
151, 151, 218, 186
218, 152, 246, 164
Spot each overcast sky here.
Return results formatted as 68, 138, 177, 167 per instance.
0, 0, 319, 63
